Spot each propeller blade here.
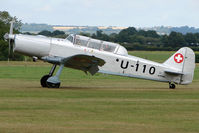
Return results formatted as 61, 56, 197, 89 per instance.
9, 20, 14, 35
8, 39, 11, 56
7, 20, 15, 61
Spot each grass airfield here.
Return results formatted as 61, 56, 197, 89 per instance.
0, 51, 199, 133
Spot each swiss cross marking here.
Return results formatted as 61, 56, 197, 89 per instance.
174, 53, 184, 63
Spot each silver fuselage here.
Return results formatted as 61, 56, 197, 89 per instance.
13, 34, 194, 85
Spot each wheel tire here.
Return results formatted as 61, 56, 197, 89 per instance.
46, 82, 60, 88
169, 83, 176, 89
40, 75, 50, 87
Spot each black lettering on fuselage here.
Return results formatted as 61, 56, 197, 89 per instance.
149, 67, 156, 75
118, 59, 156, 75
121, 60, 129, 69
143, 65, 146, 73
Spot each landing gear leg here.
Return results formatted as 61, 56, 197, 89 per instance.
40, 64, 57, 87
46, 64, 64, 88
169, 82, 176, 89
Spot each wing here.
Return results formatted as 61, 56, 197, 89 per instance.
42, 54, 105, 75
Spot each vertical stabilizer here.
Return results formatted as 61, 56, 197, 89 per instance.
163, 47, 195, 84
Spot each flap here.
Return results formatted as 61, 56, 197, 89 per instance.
64, 54, 105, 75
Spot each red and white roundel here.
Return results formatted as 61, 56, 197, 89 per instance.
174, 53, 184, 63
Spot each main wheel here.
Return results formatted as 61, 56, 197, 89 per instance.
40, 75, 50, 87
169, 83, 176, 89
46, 81, 60, 88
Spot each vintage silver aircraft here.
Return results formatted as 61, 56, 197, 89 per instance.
4, 21, 195, 89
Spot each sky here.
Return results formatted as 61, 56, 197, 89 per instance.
0, 0, 199, 27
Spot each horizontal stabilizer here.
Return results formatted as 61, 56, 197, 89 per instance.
164, 70, 184, 75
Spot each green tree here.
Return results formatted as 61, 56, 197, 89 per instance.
79, 32, 91, 37
92, 30, 110, 41
118, 27, 137, 43
145, 30, 160, 38
195, 33, 199, 45
185, 33, 197, 45
168, 32, 186, 47
161, 35, 169, 47
51, 30, 65, 36
38, 30, 52, 36
109, 33, 118, 42
38, 30, 66, 38
138, 30, 160, 38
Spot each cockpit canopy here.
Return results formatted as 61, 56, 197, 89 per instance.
66, 34, 128, 56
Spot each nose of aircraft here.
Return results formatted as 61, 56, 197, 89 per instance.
13, 34, 51, 57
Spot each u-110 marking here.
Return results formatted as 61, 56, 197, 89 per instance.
119, 60, 156, 75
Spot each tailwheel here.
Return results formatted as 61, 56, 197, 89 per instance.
169, 82, 176, 89
46, 82, 60, 88
40, 75, 50, 87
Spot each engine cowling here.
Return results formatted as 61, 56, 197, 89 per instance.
14, 34, 51, 57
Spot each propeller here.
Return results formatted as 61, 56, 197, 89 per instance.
4, 20, 15, 61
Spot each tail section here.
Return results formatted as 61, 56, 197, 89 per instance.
163, 47, 195, 84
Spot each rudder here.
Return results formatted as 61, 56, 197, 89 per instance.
181, 47, 195, 84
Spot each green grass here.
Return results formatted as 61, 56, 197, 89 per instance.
0, 51, 199, 133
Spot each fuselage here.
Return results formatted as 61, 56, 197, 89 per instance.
13, 34, 183, 84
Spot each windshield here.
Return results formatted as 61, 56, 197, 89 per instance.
66, 35, 74, 43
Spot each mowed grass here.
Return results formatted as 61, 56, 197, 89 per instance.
0, 51, 199, 133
